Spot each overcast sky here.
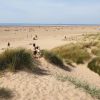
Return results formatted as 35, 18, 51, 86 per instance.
0, 0, 100, 24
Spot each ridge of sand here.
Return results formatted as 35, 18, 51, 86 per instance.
0, 62, 95, 100
0, 58, 100, 100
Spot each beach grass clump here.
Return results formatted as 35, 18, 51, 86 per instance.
52, 43, 91, 64
91, 48, 100, 56
0, 48, 35, 72
0, 88, 13, 99
41, 50, 63, 66
56, 75, 100, 99
88, 57, 100, 76
81, 41, 99, 49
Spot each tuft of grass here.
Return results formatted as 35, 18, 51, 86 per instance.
41, 50, 63, 66
0, 88, 13, 99
0, 48, 36, 72
52, 43, 91, 64
88, 57, 100, 75
56, 75, 100, 99
91, 48, 100, 56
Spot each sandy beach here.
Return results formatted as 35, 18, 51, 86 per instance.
0, 26, 100, 100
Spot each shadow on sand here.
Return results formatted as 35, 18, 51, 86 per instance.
31, 67, 50, 75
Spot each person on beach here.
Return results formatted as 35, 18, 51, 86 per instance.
33, 43, 41, 58
33, 43, 37, 58
33, 48, 37, 58
64, 35, 67, 40
33, 35, 38, 40
33, 43, 36, 49
7, 42, 10, 48
35, 46, 41, 58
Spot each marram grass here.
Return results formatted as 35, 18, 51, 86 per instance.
0, 48, 35, 72
88, 57, 100, 76
56, 75, 100, 99
41, 49, 63, 66
52, 43, 91, 64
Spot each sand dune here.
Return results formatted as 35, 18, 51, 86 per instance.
0, 26, 100, 100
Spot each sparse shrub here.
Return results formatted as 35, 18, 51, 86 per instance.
0, 88, 13, 99
52, 44, 91, 64
57, 75, 100, 99
88, 57, 100, 75
91, 48, 100, 56
41, 50, 63, 66
0, 48, 35, 72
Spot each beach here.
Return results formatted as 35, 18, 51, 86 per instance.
0, 26, 100, 100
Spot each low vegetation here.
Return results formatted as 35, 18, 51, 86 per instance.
56, 75, 100, 99
0, 88, 13, 99
91, 48, 100, 56
88, 57, 100, 75
52, 43, 91, 64
0, 48, 36, 72
41, 50, 63, 66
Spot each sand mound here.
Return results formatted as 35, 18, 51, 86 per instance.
0, 58, 99, 100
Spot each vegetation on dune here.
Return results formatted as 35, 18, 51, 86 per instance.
88, 57, 100, 76
0, 88, 13, 99
91, 48, 100, 56
0, 48, 36, 72
84, 33, 100, 41
56, 75, 100, 99
52, 43, 91, 64
41, 50, 63, 66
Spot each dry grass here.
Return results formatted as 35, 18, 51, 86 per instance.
0, 48, 36, 72
52, 43, 91, 64
88, 57, 100, 76
56, 75, 100, 99
41, 49, 63, 67
0, 88, 14, 99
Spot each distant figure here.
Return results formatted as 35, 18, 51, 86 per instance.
36, 46, 41, 58
64, 36, 67, 39
33, 34, 38, 40
33, 44, 41, 58
7, 42, 10, 47
35, 35, 38, 38
33, 48, 37, 58
33, 43, 36, 47
33, 43, 37, 58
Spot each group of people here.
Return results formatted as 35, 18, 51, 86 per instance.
7, 34, 41, 59
33, 43, 41, 58
32, 34, 41, 58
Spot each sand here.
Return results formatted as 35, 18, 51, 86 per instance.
0, 26, 100, 100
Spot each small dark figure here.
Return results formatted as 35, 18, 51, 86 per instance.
33, 35, 38, 40
64, 36, 67, 39
7, 42, 10, 47
35, 35, 37, 38
33, 43, 36, 48
36, 46, 41, 58
33, 49, 37, 58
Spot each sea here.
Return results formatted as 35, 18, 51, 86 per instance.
0, 23, 100, 27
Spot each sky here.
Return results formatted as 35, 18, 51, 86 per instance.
0, 0, 100, 24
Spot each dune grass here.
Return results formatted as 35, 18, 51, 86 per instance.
0, 48, 36, 72
91, 48, 100, 56
0, 88, 13, 99
41, 50, 63, 66
88, 57, 100, 76
56, 75, 100, 99
52, 43, 91, 64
